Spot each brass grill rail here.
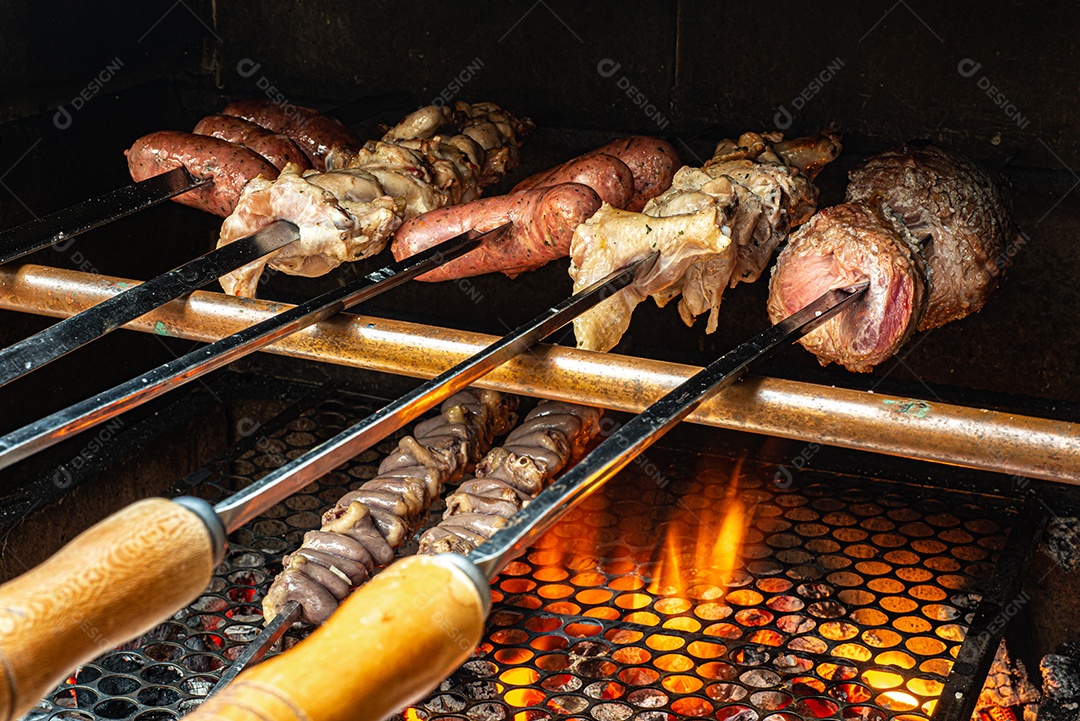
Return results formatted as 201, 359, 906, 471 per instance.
1, 263, 1077, 485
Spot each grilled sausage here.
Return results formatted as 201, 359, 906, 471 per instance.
125, 130, 279, 217
193, 115, 312, 171
592, 136, 680, 211
512, 152, 634, 208
222, 99, 363, 171
390, 183, 603, 281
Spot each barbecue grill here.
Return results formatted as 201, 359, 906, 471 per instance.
1, 3, 1078, 721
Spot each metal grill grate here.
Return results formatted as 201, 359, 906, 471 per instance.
26, 391, 1020, 721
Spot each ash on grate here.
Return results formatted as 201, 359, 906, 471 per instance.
974, 640, 1040, 721
1039, 641, 1080, 721
1042, 518, 1080, 573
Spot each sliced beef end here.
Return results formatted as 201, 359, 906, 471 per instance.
767, 202, 928, 373
846, 143, 1019, 330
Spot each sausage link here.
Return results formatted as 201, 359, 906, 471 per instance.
193, 115, 312, 171
390, 183, 602, 281
222, 99, 363, 171
512, 152, 634, 208
125, 130, 278, 217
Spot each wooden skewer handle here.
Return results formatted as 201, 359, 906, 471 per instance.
189, 554, 491, 721
0, 497, 222, 721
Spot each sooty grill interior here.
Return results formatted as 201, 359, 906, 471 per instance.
19, 379, 1034, 721
1, 3, 1079, 721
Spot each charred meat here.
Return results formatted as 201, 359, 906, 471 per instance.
419, 401, 603, 555
217, 101, 532, 297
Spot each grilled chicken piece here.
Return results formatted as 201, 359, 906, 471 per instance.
768, 202, 928, 372
217, 101, 531, 298
418, 402, 603, 555
571, 206, 735, 353
262, 390, 518, 625
768, 143, 1019, 372
845, 143, 1018, 330
217, 165, 401, 297
569, 132, 839, 352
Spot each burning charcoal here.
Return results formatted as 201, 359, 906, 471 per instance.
715, 705, 760, 721
424, 694, 467, 713
627, 688, 670, 707
591, 702, 634, 721
776, 615, 816, 634
740, 669, 782, 688
795, 583, 834, 599
180, 676, 215, 697
548, 695, 589, 714
461, 660, 499, 678
732, 646, 772, 666
975, 641, 1040, 720
951, 592, 984, 609
707, 683, 748, 702
465, 702, 509, 721
773, 654, 813, 674
459, 680, 501, 700
806, 600, 846, 619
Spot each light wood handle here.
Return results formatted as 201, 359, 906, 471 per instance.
189, 554, 490, 721
0, 497, 218, 721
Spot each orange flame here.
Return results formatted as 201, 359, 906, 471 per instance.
650, 459, 749, 599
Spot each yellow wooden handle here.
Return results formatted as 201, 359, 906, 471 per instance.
189, 554, 490, 721
0, 497, 219, 721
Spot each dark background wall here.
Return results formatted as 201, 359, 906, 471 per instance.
3, 1, 1076, 168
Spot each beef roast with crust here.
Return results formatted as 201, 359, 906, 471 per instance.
846, 143, 1019, 330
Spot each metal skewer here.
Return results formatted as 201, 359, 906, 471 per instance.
184, 281, 868, 721
0, 219, 301, 388
0, 225, 497, 470
0, 251, 657, 721
0, 168, 209, 264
